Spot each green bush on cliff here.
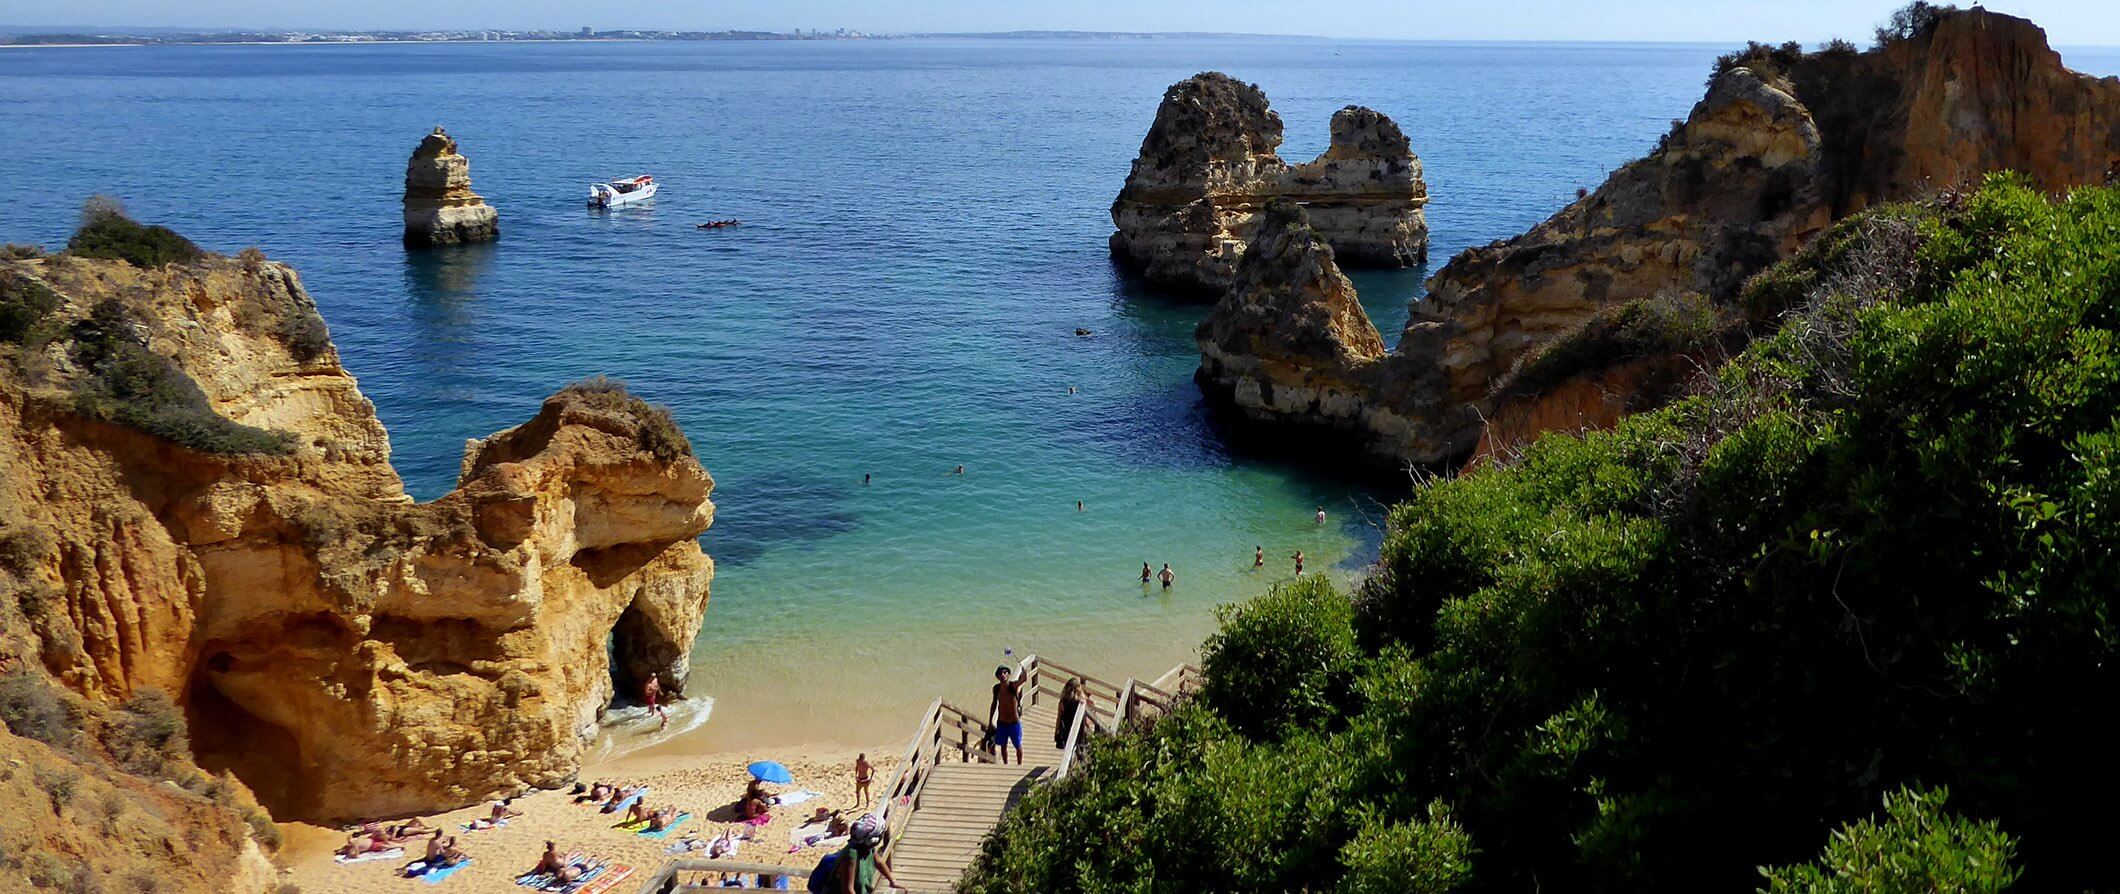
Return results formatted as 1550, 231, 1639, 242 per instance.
1200, 574, 1361, 740
1760, 787, 2018, 894
64, 196, 203, 269
561, 375, 693, 462
965, 177, 2120, 891
0, 271, 62, 346
68, 299, 292, 455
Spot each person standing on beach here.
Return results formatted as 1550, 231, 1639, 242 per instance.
1140, 562, 1153, 584
1292, 550, 1306, 575
989, 665, 1026, 765
1158, 564, 1175, 589
1254, 546, 1264, 568
854, 754, 873, 806
643, 675, 667, 730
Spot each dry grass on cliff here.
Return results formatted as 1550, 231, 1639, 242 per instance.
561, 376, 694, 463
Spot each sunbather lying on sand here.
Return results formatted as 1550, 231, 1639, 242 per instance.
338, 833, 396, 859
532, 841, 583, 883
577, 782, 615, 804
602, 785, 642, 813
647, 805, 681, 832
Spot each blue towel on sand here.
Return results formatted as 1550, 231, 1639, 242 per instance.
420, 859, 472, 884
639, 813, 691, 838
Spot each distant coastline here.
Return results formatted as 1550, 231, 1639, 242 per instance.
0, 27, 1319, 47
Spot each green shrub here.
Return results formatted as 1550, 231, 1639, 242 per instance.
67, 299, 292, 455
2, 243, 48, 260
1497, 290, 1720, 401
25, 850, 73, 888
1337, 802, 1476, 894
0, 671, 76, 747
64, 197, 202, 269
1760, 788, 2017, 893
560, 376, 693, 462
245, 809, 281, 850
33, 764, 80, 816
1201, 574, 1361, 740
1, 272, 63, 345
0, 522, 54, 577
103, 688, 187, 776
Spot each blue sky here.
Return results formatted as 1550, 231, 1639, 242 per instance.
4, 0, 2118, 45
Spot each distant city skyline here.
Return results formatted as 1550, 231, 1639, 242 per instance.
4, 0, 2119, 46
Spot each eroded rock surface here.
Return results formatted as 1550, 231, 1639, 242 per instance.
1196, 9, 2120, 467
0, 253, 710, 822
403, 126, 500, 248
1112, 72, 1428, 295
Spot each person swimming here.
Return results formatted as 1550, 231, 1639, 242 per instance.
1292, 550, 1306, 575
1140, 562, 1152, 584
1255, 545, 1264, 568
1158, 564, 1175, 588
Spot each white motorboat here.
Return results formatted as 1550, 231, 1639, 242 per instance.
589, 174, 657, 207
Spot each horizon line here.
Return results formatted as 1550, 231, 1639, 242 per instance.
6, 25, 2120, 51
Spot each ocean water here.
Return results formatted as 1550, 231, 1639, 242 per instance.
8, 38, 2114, 756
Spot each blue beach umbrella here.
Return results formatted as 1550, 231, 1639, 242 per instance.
748, 760, 794, 784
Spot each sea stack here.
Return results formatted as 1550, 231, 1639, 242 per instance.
1195, 198, 1389, 443
1110, 72, 1428, 296
402, 125, 499, 248
1191, 8, 2120, 470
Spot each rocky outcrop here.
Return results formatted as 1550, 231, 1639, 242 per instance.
1111, 72, 1427, 295
1196, 8, 2120, 467
1, 251, 711, 823
1196, 199, 1388, 441
403, 126, 499, 248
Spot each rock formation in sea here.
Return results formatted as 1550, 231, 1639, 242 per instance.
0, 248, 711, 826
1195, 198, 1390, 444
403, 126, 500, 248
1195, 8, 2120, 468
1111, 72, 1428, 296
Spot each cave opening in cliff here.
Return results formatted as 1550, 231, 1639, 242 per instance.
606, 598, 682, 713
186, 650, 313, 818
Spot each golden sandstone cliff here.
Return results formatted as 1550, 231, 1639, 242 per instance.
1111, 72, 1429, 296
1196, 7, 2120, 467
0, 240, 712, 851
404, 126, 501, 248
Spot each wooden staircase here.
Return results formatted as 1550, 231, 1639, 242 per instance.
631, 658, 1201, 893
886, 701, 1064, 890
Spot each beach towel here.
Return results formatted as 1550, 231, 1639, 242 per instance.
334, 847, 404, 865
418, 859, 473, 885
664, 836, 709, 855
612, 818, 651, 832
771, 790, 822, 806
459, 819, 506, 832
573, 865, 633, 894
639, 813, 692, 838
743, 811, 772, 827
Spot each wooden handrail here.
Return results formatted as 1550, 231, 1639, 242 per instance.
633, 858, 808, 893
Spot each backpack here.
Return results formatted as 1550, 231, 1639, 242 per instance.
805, 850, 841, 893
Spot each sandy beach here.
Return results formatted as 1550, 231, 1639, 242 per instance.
279, 746, 897, 894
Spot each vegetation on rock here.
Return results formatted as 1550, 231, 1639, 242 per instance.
965, 178, 2120, 891
63, 196, 204, 269
562, 375, 694, 462
68, 299, 293, 455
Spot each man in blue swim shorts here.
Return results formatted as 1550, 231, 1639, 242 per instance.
989, 664, 1026, 765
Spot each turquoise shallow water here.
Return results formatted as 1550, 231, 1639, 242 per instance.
8, 39, 2115, 753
